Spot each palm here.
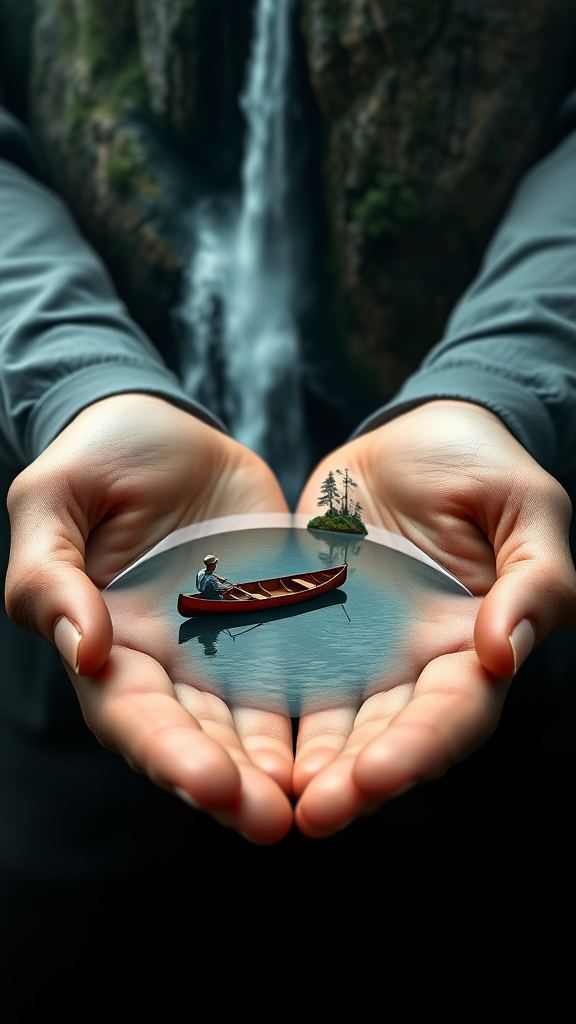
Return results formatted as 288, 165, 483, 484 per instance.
293, 401, 574, 836
78, 396, 286, 587
8, 397, 574, 842
7, 394, 294, 842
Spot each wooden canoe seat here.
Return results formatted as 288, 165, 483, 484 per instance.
292, 578, 315, 589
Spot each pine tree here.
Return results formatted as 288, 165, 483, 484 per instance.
336, 468, 358, 516
353, 500, 363, 521
317, 470, 340, 515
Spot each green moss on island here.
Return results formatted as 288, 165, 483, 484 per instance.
308, 467, 367, 533
307, 514, 367, 535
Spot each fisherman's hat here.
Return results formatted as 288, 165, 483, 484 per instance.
203, 554, 219, 565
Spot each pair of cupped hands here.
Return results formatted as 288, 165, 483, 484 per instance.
6, 393, 576, 842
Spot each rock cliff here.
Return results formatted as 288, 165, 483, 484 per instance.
28, 0, 253, 349
4, 0, 576, 418
300, 0, 576, 403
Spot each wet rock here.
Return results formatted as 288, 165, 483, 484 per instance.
28, 0, 253, 350
29, 0, 202, 347
15, 0, 576, 415
136, 0, 253, 177
301, 0, 576, 407
136, 0, 201, 142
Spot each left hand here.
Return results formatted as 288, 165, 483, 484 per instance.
6, 394, 294, 843
293, 400, 576, 837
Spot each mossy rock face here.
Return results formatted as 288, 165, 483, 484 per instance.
353, 172, 418, 239
136, 0, 253, 171
300, 0, 576, 412
28, 0, 254, 347
13, 0, 576, 419
307, 514, 367, 534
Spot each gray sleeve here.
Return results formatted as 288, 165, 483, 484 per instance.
0, 107, 224, 468
352, 127, 576, 485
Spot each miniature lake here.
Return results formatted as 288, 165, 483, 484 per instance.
103, 515, 477, 717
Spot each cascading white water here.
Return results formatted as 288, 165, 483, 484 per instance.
178, 0, 308, 506
179, 197, 234, 420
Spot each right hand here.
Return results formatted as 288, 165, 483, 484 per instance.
6, 394, 294, 843
293, 401, 576, 837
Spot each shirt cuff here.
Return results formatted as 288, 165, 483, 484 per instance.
27, 360, 227, 460
350, 364, 557, 471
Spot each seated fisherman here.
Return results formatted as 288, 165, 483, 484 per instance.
195, 555, 230, 599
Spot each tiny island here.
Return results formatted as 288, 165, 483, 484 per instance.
307, 468, 367, 534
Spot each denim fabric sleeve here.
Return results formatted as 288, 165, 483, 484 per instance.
0, 107, 224, 468
352, 126, 576, 486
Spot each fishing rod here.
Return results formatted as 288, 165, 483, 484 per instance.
224, 623, 265, 641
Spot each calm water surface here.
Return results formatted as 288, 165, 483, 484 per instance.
105, 526, 474, 716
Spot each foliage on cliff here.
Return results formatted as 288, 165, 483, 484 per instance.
29, 0, 253, 344
300, 0, 576, 408
6, 0, 575, 413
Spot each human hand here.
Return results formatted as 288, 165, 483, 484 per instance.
5, 394, 294, 842
294, 400, 576, 837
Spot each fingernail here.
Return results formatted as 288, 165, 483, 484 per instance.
54, 616, 82, 674
173, 786, 201, 810
509, 618, 536, 675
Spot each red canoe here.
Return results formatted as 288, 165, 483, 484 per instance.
178, 564, 347, 617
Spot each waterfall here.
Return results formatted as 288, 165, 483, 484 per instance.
179, 197, 234, 424
178, 0, 308, 507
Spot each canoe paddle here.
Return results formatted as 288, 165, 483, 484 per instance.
221, 579, 254, 599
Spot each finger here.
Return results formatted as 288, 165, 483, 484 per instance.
172, 688, 291, 839
293, 706, 358, 797
353, 651, 508, 796
230, 707, 294, 795
81, 651, 293, 843
173, 681, 294, 842
295, 652, 507, 836
6, 469, 112, 676
294, 687, 413, 835
295, 755, 377, 838
209, 764, 294, 844
175, 703, 294, 844
475, 476, 576, 678
73, 647, 242, 808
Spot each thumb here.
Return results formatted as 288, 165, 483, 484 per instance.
6, 470, 113, 677
474, 476, 576, 678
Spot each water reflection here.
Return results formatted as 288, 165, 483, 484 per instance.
185, 588, 349, 672
198, 631, 220, 657
104, 523, 477, 717
310, 529, 364, 567
179, 587, 348, 644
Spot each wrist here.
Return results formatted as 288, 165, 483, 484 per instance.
370, 398, 514, 443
